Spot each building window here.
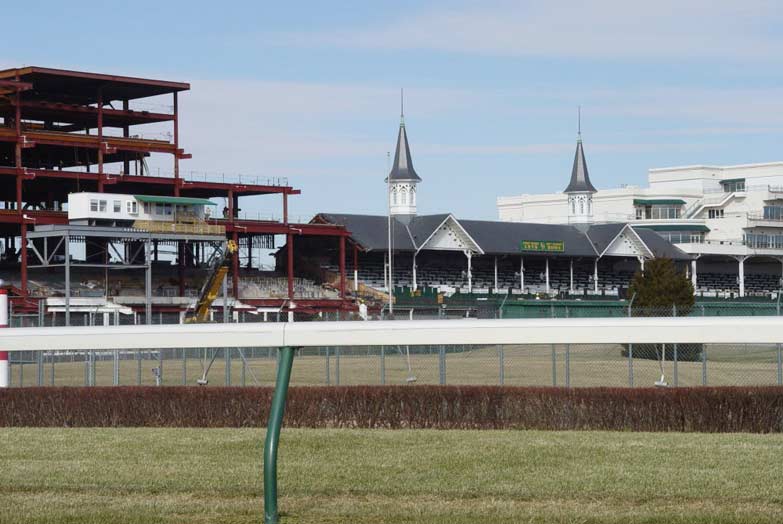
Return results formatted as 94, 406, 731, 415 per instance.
90, 199, 99, 212
143, 202, 150, 215
113, 200, 121, 213
708, 209, 725, 219
164, 203, 173, 216
155, 203, 164, 216
722, 179, 745, 193
98, 200, 107, 212
579, 199, 584, 214
763, 206, 783, 220
127, 201, 138, 214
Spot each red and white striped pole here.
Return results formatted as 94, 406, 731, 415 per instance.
0, 289, 8, 388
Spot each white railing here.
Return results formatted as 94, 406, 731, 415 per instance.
2, 316, 782, 351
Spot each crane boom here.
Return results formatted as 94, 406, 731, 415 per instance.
185, 240, 238, 323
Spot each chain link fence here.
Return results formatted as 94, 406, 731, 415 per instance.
7, 343, 783, 389
6, 301, 783, 388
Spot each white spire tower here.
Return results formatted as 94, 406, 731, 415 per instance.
386, 89, 421, 224
564, 107, 596, 224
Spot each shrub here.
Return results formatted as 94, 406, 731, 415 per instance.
1, 386, 782, 433
620, 343, 703, 362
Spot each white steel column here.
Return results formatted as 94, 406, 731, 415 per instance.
593, 258, 599, 293
412, 254, 418, 291
520, 257, 525, 292
383, 253, 388, 291
466, 251, 473, 293
569, 258, 574, 294
545, 258, 550, 293
494, 256, 498, 291
0, 289, 8, 388
738, 256, 746, 298
691, 258, 698, 291
639, 257, 645, 271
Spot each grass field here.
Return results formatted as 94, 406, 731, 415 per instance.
1, 428, 782, 523
10, 343, 782, 388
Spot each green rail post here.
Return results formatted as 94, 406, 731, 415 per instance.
264, 346, 296, 524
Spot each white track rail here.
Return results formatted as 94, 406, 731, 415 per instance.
0, 316, 782, 351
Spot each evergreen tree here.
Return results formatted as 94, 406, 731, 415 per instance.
629, 258, 694, 316
625, 258, 700, 361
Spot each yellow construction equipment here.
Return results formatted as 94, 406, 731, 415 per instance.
185, 240, 238, 323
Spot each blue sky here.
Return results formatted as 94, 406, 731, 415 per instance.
6, 1, 783, 220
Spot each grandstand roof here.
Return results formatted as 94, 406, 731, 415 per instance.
314, 213, 690, 260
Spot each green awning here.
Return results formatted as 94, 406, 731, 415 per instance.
633, 225, 710, 232
633, 199, 686, 206
720, 178, 745, 185
134, 195, 217, 206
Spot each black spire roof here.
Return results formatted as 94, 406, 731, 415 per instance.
563, 137, 596, 193
386, 121, 422, 182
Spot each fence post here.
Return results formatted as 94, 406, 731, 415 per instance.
263, 346, 295, 524
335, 347, 340, 386
225, 348, 232, 386
113, 350, 119, 386
380, 346, 386, 385
241, 350, 247, 387
90, 351, 96, 386
672, 305, 678, 387
498, 345, 505, 385
136, 350, 142, 385
565, 344, 571, 388
36, 350, 43, 386
551, 344, 557, 386
182, 348, 188, 385
702, 345, 708, 386
438, 345, 446, 385
325, 347, 331, 385
158, 349, 164, 386
50, 351, 55, 386
777, 343, 782, 386
628, 343, 634, 387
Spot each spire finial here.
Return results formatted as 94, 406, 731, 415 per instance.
400, 88, 405, 125
577, 105, 582, 140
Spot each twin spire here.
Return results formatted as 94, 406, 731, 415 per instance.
563, 106, 596, 193
387, 88, 421, 183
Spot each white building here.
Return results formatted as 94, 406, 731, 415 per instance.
68, 192, 215, 226
498, 140, 783, 297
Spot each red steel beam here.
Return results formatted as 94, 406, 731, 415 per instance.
339, 236, 346, 299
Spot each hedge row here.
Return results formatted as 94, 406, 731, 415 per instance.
1, 386, 782, 432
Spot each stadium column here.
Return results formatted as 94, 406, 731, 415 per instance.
353, 244, 359, 292
286, 233, 294, 301
97, 87, 104, 192
569, 258, 574, 294
737, 255, 747, 298
493, 256, 498, 291
691, 258, 698, 290
465, 250, 473, 293
0, 289, 8, 388
520, 256, 524, 291
545, 258, 550, 294
594, 258, 599, 293
339, 235, 346, 299
232, 231, 240, 299
412, 253, 417, 291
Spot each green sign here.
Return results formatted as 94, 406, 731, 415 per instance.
520, 240, 565, 253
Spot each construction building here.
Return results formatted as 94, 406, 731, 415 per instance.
0, 66, 354, 323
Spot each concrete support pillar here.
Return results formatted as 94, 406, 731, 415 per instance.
545, 258, 550, 294
0, 289, 8, 388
